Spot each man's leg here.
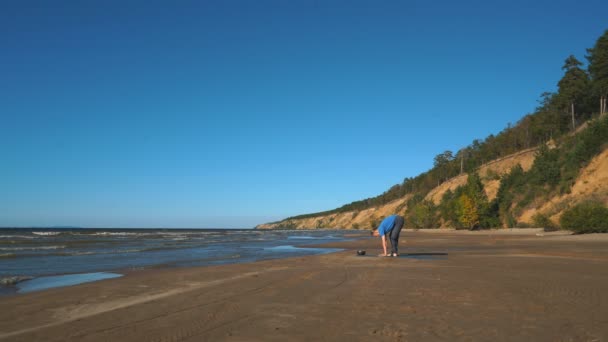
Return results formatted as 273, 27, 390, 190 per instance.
390, 216, 404, 255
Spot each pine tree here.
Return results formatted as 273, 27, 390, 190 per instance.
587, 30, 608, 117
557, 55, 590, 130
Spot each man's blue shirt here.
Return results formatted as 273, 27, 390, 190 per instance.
377, 215, 397, 237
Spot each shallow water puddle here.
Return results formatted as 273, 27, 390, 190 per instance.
17, 272, 122, 293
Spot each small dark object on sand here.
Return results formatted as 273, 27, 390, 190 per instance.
357, 250, 366, 256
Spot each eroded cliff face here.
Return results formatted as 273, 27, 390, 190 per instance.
519, 148, 608, 224
257, 147, 608, 230
424, 148, 538, 205
256, 196, 411, 230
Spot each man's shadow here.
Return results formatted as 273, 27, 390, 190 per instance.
401, 252, 447, 256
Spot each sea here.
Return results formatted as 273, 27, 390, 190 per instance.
0, 228, 358, 295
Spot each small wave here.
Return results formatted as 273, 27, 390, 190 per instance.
168, 231, 219, 237
0, 276, 34, 286
32, 232, 61, 236
161, 232, 195, 236
50, 248, 148, 257
0, 245, 66, 251
52, 248, 172, 257
0, 235, 36, 239
71, 251, 96, 256
93, 232, 140, 236
103, 248, 146, 254
76, 248, 145, 255
0, 253, 16, 259
52, 251, 96, 256
287, 235, 337, 240
264, 245, 300, 251
140, 246, 186, 253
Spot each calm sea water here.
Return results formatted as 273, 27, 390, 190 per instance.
0, 228, 355, 290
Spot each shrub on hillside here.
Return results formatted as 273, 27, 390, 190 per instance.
407, 200, 439, 228
485, 169, 501, 181
529, 144, 561, 186
532, 213, 558, 232
560, 201, 608, 234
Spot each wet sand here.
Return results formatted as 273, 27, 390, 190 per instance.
1, 230, 607, 341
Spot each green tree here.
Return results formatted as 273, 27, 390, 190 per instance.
465, 173, 499, 228
433, 150, 455, 182
495, 164, 526, 227
529, 144, 560, 186
557, 55, 590, 130
533, 92, 569, 142
586, 30, 608, 117
464, 173, 484, 200
408, 200, 439, 228
439, 189, 460, 227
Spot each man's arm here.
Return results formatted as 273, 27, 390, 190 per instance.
382, 235, 388, 256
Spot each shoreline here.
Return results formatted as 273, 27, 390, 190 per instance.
0, 229, 366, 295
1, 231, 607, 341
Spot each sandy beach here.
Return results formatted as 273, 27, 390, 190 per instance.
1, 230, 607, 341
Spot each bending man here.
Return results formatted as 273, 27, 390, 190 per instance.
371, 214, 405, 257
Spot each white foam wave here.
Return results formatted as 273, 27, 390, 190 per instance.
32, 232, 61, 236
94, 232, 140, 236
163, 231, 218, 236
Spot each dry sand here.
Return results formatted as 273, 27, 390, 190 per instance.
1, 230, 607, 341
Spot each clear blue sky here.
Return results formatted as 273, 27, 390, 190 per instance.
1, 1, 606, 228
